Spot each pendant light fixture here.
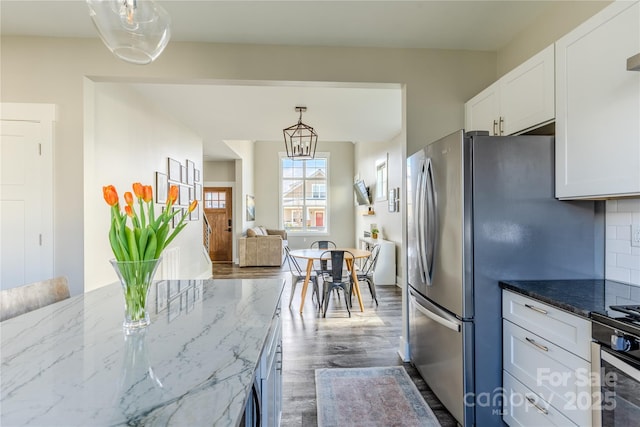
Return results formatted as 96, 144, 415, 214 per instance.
86, 0, 171, 65
283, 106, 318, 160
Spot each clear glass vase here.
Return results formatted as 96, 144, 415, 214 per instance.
110, 258, 161, 333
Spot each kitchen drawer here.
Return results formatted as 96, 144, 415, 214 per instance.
503, 370, 577, 427
503, 320, 592, 427
502, 290, 591, 360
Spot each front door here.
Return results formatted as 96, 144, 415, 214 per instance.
204, 187, 233, 263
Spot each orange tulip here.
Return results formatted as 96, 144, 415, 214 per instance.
125, 205, 134, 217
103, 185, 119, 206
167, 185, 179, 204
132, 182, 144, 199
124, 191, 134, 207
143, 185, 153, 203
188, 200, 198, 213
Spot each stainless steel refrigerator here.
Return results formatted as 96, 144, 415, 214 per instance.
407, 130, 603, 426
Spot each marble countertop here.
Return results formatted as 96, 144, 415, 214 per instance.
499, 279, 640, 318
1, 278, 284, 426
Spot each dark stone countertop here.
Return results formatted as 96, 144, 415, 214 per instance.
499, 279, 608, 318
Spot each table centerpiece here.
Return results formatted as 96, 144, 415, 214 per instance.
103, 183, 197, 332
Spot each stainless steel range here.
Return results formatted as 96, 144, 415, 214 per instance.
591, 305, 640, 427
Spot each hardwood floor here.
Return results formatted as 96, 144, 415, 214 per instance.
212, 263, 458, 426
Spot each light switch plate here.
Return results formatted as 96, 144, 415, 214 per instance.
632, 225, 640, 247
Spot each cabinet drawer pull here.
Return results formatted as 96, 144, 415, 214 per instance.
526, 395, 548, 415
524, 303, 547, 315
525, 337, 549, 352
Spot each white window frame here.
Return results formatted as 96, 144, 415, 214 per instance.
279, 152, 330, 236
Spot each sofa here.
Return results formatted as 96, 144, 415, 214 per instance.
238, 226, 288, 267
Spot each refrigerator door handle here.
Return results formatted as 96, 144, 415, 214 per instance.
410, 293, 461, 332
424, 158, 437, 285
415, 159, 428, 283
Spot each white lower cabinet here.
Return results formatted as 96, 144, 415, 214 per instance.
502, 290, 592, 427
243, 301, 282, 427
358, 237, 396, 285
503, 371, 577, 427
261, 304, 283, 427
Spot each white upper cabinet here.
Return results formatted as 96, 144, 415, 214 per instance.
555, 1, 640, 199
465, 44, 555, 136
464, 81, 500, 135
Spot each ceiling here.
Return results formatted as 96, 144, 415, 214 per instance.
1, 1, 558, 160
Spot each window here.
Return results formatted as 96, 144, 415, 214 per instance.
204, 189, 226, 209
280, 154, 328, 234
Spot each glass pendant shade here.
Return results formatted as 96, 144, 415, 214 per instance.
283, 107, 318, 160
86, 0, 171, 65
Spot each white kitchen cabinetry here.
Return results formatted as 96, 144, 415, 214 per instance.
359, 237, 396, 285
502, 291, 592, 427
555, 1, 640, 199
465, 44, 555, 136
260, 302, 283, 427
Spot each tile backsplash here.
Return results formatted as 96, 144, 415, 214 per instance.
606, 198, 640, 286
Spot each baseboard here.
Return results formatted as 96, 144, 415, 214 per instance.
397, 336, 410, 362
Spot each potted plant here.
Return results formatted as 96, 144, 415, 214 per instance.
371, 227, 379, 239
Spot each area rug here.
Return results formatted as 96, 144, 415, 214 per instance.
315, 366, 442, 427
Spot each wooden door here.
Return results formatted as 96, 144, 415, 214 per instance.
204, 187, 233, 263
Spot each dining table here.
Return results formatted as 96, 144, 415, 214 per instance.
288, 247, 371, 313
0, 278, 284, 426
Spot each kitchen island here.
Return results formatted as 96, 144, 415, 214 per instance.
0, 278, 284, 426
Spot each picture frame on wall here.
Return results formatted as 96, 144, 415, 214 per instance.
155, 172, 168, 204
246, 195, 255, 221
179, 185, 189, 207
388, 187, 400, 212
172, 207, 183, 227
190, 203, 199, 221
168, 158, 181, 182
195, 169, 200, 182
195, 183, 202, 201
180, 165, 187, 184
186, 159, 195, 185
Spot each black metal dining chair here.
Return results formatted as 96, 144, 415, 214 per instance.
310, 240, 336, 275
284, 246, 319, 308
353, 244, 380, 306
320, 250, 353, 317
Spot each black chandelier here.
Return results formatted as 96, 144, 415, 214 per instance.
283, 106, 318, 160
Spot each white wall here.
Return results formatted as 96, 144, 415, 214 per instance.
204, 160, 235, 182
1, 36, 497, 292
497, 1, 611, 76
254, 140, 355, 250
225, 141, 256, 262
606, 199, 640, 286
84, 81, 207, 292
354, 132, 404, 283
